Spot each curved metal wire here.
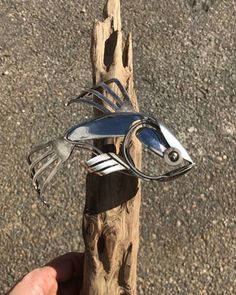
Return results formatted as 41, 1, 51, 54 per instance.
122, 118, 194, 181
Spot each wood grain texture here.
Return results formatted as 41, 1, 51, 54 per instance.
81, 0, 141, 294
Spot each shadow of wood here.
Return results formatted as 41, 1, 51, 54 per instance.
85, 172, 139, 215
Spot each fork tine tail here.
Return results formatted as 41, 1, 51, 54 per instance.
29, 149, 54, 175
27, 141, 52, 165
39, 160, 63, 198
36, 192, 50, 208
32, 154, 57, 188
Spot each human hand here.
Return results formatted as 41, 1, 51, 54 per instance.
6, 252, 84, 295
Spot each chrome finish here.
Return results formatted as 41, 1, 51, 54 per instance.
28, 78, 194, 205
66, 113, 144, 142
67, 78, 133, 113
85, 153, 129, 175
159, 123, 193, 163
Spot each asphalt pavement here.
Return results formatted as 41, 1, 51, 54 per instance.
0, 0, 235, 294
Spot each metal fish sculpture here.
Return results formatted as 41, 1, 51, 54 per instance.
27, 79, 194, 206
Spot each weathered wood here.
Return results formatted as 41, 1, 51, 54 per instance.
81, 0, 141, 294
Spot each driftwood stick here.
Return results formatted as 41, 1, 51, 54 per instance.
81, 0, 141, 294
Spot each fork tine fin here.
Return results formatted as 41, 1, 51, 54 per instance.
67, 79, 131, 113
72, 88, 118, 110
105, 78, 131, 102
67, 96, 111, 114
86, 89, 119, 111
92, 82, 123, 105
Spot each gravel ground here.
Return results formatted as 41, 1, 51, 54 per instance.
0, 0, 235, 294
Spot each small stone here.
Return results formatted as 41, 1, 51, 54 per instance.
152, 233, 157, 239
81, 7, 86, 13
188, 126, 196, 133
199, 194, 206, 201
2, 70, 9, 75
177, 220, 181, 227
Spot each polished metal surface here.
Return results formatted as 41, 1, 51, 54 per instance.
85, 153, 129, 175
66, 113, 145, 142
28, 78, 194, 205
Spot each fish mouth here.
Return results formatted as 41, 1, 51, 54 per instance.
124, 156, 195, 181
157, 161, 195, 182
140, 144, 195, 181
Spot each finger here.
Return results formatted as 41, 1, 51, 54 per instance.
46, 252, 84, 283
6, 267, 58, 295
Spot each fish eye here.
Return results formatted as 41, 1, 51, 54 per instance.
169, 151, 179, 162
163, 147, 183, 166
